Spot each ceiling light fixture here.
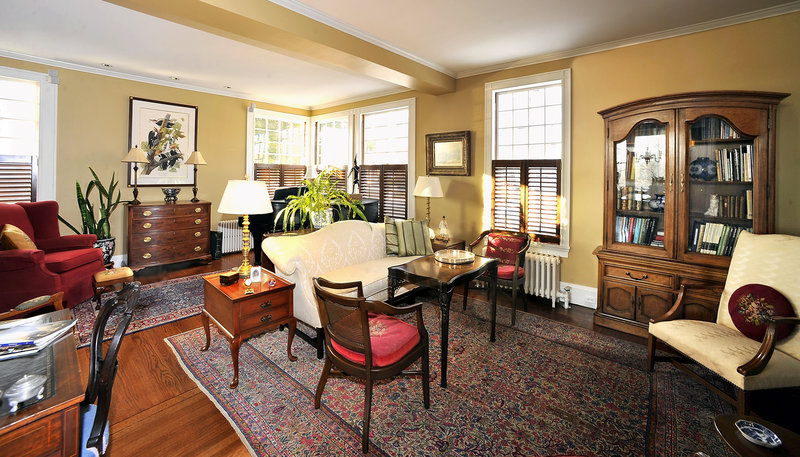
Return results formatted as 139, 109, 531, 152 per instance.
224, 85, 231, 89
101, 63, 112, 68
170, 76, 180, 81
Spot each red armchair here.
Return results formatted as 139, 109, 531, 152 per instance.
0, 201, 104, 311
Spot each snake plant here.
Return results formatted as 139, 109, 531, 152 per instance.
58, 167, 122, 239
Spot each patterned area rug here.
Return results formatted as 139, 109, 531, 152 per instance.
72, 272, 214, 347
166, 296, 735, 457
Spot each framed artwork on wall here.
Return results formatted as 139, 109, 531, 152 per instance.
128, 97, 198, 187
426, 130, 471, 176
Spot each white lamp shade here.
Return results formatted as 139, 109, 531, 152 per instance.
122, 146, 148, 163
413, 176, 443, 198
185, 150, 207, 165
217, 180, 272, 215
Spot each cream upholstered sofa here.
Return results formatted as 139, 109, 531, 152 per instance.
261, 220, 425, 357
648, 231, 800, 413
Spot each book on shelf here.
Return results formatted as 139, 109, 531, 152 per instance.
615, 215, 657, 246
688, 221, 751, 256
713, 145, 753, 182
0, 315, 76, 361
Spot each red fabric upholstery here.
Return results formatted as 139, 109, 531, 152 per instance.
486, 233, 526, 265
497, 264, 524, 280
0, 201, 104, 311
331, 312, 421, 367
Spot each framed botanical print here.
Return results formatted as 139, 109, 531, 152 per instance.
128, 97, 198, 187
426, 130, 471, 176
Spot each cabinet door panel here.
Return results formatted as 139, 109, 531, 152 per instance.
603, 281, 635, 319
636, 288, 674, 324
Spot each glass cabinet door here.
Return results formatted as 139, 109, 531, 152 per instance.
612, 120, 668, 252
683, 116, 754, 259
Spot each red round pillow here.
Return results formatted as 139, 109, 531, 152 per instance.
728, 284, 796, 342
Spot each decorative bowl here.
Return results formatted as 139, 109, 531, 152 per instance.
735, 419, 782, 448
161, 187, 181, 203
434, 249, 475, 265
688, 156, 717, 181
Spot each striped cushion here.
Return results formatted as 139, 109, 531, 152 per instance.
395, 219, 433, 256
385, 216, 400, 255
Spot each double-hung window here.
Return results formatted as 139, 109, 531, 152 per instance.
0, 66, 57, 202
485, 69, 571, 255
247, 108, 309, 196
313, 115, 350, 192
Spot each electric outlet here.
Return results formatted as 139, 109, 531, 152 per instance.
585, 296, 597, 306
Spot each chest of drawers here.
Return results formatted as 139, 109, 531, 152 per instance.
126, 201, 211, 270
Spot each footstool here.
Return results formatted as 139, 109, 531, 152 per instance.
93, 267, 135, 307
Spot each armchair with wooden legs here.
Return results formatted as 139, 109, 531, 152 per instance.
648, 232, 800, 414
312, 277, 430, 453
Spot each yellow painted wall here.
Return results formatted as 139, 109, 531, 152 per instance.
2, 12, 798, 289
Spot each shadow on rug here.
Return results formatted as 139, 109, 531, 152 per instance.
72, 271, 222, 347
166, 297, 735, 457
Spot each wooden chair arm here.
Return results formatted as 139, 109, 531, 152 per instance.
313, 277, 365, 298
468, 230, 491, 250
365, 300, 423, 316
738, 316, 800, 376
650, 283, 719, 324
0, 292, 64, 321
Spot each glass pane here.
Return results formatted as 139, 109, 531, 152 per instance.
685, 116, 753, 256
614, 121, 667, 248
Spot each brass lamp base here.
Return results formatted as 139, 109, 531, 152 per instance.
238, 214, 253, 278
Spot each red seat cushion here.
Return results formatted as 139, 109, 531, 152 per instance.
497, 265, 524, 280
728, 284, 796, 342
44, 248, 103, 273
486, 233, 526, 265
331, 313, 421, 367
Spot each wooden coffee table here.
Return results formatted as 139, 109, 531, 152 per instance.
714, 414, 800, 457
201, 270, 297, 388
387, 255, 498, 388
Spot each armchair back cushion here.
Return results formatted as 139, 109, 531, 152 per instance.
1, 224, 37, 250
486, 233, 526, 265
716, 231, 800, 360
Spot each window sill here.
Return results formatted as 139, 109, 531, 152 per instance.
528, 242, 569, 258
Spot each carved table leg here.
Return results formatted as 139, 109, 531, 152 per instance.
438, 287, 454, 388
287, 318, 298, 362
387, 275, 400, 304
200, 311, 211, 351
230, 336, 241, 388
489, 262, 498, 343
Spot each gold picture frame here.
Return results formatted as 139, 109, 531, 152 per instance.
426, 130, 471, 176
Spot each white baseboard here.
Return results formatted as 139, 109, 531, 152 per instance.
559, 282, 597, 309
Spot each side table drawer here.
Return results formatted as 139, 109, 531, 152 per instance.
604, 265, 673, 288
240, 302, 292, 330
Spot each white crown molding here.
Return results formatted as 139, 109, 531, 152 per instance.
457, 1, 800, 78
269, 0, 456, 78
311, 87, 410, 111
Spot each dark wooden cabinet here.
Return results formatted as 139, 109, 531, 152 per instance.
594, 91, 787, 336
126, 201, 212, 270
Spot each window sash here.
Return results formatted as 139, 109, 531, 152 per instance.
0, 155, 35, 203
492, 159, 560, 243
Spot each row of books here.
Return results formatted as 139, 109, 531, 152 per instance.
714, 145, 753, 182
689, 222, 751, 256
615, 216, 658, 246
690, 118, 740, 141
709, 191, 753, 220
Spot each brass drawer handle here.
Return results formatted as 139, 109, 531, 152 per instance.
195, 218, 202, 224
195, 207, 202, 213
143, 253, 152, 259
143, 236, 152, 243
194, 246, 202, 252
142, 222, 152, 229
143, 210, 152, 217
260, 314, 273, 323
260, 301, 272, 309
194, 231, 201, 237
625, 271, 648, 281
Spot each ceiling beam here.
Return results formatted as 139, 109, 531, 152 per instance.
103, 0, 456, 95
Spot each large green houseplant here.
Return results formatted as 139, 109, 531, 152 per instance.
276, 168, 367, 230
58, 167, 122, 264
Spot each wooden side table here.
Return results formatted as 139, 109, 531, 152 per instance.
432, 238, 465, 251
714, 414, 800, 457
201, 269, 297, 388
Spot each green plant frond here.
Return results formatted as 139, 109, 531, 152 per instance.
57, 214, 81, 235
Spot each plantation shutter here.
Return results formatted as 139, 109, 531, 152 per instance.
0, 155, 35, 203
281, 165, 307, 187
327, 166, 348, 193
492, 159, 560, 243
254, 164, 307, 197
360, 164, 407, 220
526, 161, 560, 242
492, 161, 522, 231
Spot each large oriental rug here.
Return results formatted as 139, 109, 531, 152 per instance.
166, 296, 735, 457
72, 272, 210, 347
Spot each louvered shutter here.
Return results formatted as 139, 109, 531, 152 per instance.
0, 155, 35, 203
281, 165, 307, 187
492, 160, 523, 231
327, 166, 348, 192
360, 164, 407, 220
526, 161, 560, 242
254, 164, 281, 197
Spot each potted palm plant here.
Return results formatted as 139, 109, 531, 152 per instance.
58, 167, 122, 265
276, 168, 367, 230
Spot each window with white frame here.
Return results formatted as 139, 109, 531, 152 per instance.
485, 69, 570, 254
313, 115, 350, 192
0, 66, 57, 203
247, 108, 309, 196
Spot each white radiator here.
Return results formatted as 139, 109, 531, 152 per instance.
523, 252, 563, 308
217, 220, 243, 254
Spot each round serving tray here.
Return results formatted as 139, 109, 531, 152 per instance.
434, 249, 475, 265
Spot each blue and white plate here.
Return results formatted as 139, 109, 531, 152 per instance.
735, 419, 782, 448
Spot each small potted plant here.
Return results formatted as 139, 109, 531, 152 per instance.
58, 167, 122, 265
276, 168, 367, 230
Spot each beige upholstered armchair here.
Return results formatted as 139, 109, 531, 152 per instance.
648, 231, 800, 414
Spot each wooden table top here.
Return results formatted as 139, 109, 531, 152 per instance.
714, 414, 800, 457
202, 269, 294, 301
389, 255, 498, 286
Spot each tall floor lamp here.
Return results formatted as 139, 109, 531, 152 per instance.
218, 179, 272, 278
122, 145, 148, 205
413, 176, 443, 222
185, 150, 207, 202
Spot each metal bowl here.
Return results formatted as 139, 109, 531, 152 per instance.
161, 187, 181, 203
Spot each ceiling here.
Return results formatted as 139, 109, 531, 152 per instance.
0, 0, 798, 110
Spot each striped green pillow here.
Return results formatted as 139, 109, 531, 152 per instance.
385, 216, 400, 255
395, 219, 433, 256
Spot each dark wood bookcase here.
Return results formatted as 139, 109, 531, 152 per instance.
593, 91, 788, 337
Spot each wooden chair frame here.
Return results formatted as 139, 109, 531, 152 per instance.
463, 229, 531, 325
0, 292, 64, 321
312, 277, 430, 453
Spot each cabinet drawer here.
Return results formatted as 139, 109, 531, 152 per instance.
240, 302, 292, 330
130, 204, 208, 220
605, 265, 673, 288
131, 215, 209, 232
132, 229, 208, 247
130, 243, 209, 263
239, 290, 292, 316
